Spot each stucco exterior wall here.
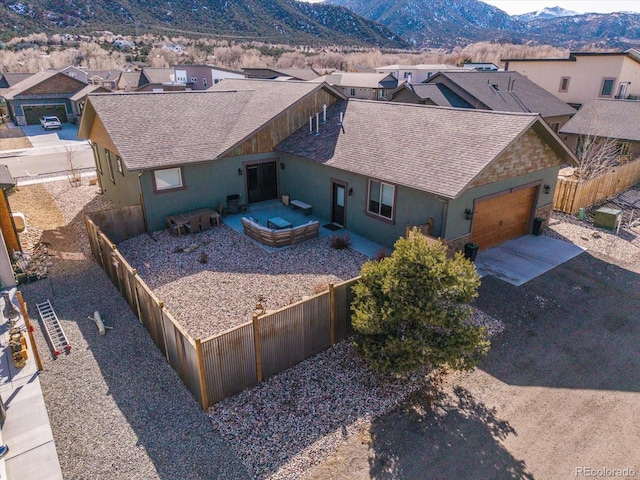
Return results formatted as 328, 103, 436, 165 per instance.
507, 55, 640, 106
279, 154, 446, 248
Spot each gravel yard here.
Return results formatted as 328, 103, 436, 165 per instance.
12, 178, 638, 480
118, 227, 369, 339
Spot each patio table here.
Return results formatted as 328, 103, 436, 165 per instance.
267, 217, 293, 229
166, 207, 220, 235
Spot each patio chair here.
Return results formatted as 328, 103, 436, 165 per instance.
166, 217, 183, 236
184, 216, 201, 234
200, 213, 212, 231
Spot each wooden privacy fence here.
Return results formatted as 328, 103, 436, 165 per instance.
84, 213, 360, 409
554, 158, 640, 214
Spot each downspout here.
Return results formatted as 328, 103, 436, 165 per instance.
436, 197, 448, 239
137, 171, 149, 233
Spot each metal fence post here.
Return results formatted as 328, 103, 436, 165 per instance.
195, 338, 209, 410
329, 283, 335, 346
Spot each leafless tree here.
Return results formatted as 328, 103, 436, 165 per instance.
574, 135, 622, 180
65, 145, 81, 186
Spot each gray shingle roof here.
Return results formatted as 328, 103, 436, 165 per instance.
408, 84, 473, 108
276, 100, 542, 199
0, 73, 34, 89
140, 68, 175, 85
559, 99, 640, 141
2, 71, 85, 100
313, 73, 398, 89
428, 71, 576, 118
84, 80, 325, 170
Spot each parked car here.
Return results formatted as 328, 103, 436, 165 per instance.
40, 116, 62, 130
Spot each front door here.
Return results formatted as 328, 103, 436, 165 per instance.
332, 182, 346, 226
246, 162, 277, 204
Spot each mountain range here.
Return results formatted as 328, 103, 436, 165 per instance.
0, 0, 408, 47
325, 0, 640, 48
0, 0, 638, 49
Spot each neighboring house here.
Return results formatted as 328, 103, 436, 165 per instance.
503, 49, 640, 108
388, 83, 473, 107
117, 71, 142, 92
79, 80, 576, 252
56, 66, 121, 90
375, 64, 472, 84
117, 68, 185, 92
311, 73, 400, 100
173, 64, 245, 90
0, 166, 18, 288
78, 80, 344, 232
559, 98, 640, 159
0, 73, 35, 89
464, 62, 500, 71
421, 71, 577, 131
69, 84, 108, 122
242, 68, 321, 81
2, 71, 89, 125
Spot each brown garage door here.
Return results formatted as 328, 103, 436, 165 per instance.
23, 104, 68, 125
471, 185, 537, 250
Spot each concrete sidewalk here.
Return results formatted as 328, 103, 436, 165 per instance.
0, 291, 62, 480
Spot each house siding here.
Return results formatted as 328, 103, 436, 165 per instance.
94, 144, 141, 208
468, 129, 561, 189
140, 153, 276, 231
279, 154, 446, 248
447, 165, 559, 240
224, 89, 339, 157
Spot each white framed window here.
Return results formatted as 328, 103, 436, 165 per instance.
92, 143, 102, 174
367, 179, 395, 220
559, 76, 570, 92
153, 167, 184, 192
116, 155, 124, 176
600, 77, 616, 97
350, 88, 356, 96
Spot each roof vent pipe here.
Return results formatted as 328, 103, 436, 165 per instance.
309, 115, 313, 134
322, 103, 327, 123
316, 112, 320, 135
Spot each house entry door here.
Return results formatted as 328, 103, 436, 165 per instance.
332, 182, 346, 226
246, 162, 278, 204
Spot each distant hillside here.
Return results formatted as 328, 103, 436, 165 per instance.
325, 0, 524, 47
0, 0, 409, 48
325, 0, 640, 49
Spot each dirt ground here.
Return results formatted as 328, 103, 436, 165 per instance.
0, 122, 32, 150
305, 250, 640, 480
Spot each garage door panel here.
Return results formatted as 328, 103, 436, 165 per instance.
471, 186, 537, 250
23, 105, 68, 125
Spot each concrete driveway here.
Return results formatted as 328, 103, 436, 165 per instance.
305, 250, 640, 480
20, 123, 84, 145
475, 235, 584, 286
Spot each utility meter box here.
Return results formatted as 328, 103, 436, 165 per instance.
593, 207, 622, 230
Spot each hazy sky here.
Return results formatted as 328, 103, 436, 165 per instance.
479, 1, 639, 15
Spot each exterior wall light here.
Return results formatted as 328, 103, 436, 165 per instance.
465, 208, 473, 220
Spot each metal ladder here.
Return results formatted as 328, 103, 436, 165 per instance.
36, 300, 71, 355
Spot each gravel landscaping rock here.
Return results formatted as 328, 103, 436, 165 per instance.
118, 228, 369, 340
14, 181, 247, 480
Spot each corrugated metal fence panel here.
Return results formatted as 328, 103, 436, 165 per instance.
201, 323, 257, 405
183, 336, 202, 400
259, 292, 330, 380
134, 279, 164, 353
333, 277, 360, 343
84, 216, 101, 264
162, 310, 188, 386
86, 206, 145, 244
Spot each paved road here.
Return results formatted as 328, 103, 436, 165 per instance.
0, 148, 94, 179
0, 123, 95, 179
